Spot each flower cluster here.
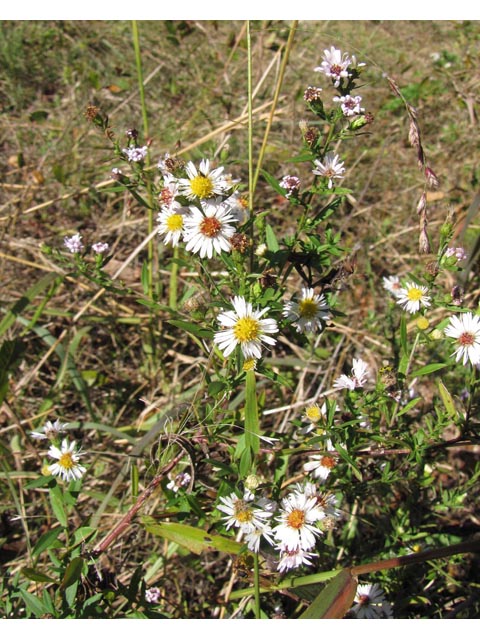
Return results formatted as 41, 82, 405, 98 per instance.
217, 480, 341, 572
31, 419, 86, 483
156, 158, 247, 259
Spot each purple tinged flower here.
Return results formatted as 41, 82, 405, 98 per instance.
312, 152, 346, 189
64, 233, 84, 254
92, 242, 110, 254
122, 146, 148, 163
333, 94, 365, 117
279, 175, 301, 197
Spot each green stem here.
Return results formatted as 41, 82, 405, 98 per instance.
132, 20, 155, 301
247, 21, 254, 218
169, 246, 179, 311
389, 329, 420, 428
253, 551, 261, 618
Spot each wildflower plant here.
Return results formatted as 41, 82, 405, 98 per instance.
3, 22, 480, 621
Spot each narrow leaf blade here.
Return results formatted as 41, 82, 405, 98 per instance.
299, 568, 357, 619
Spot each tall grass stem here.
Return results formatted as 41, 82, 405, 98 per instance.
132, 20, 156, 302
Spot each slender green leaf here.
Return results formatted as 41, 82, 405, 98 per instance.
230, 569, 342, 599
141, 517, 243, 555
245, 369, 260, 454
299, 568, 357, 619
265, 223, 280, 252
0, 272, 59, 336
60, 556, 84, 591
49, 484, 68, 528
399, 314, 408, 357
438, 379, 458, 418
410, 362, 449, 377
396, 396, 423, 417
21, 567, 57, 583
18, 587, 48, 618
335, 443, 362, 482
32, 527, 62, 557
167, 319, 212, 339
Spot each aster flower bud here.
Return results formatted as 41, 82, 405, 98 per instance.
425, 166, 439, 189
348, 113, 373, 130
244, 474, 260, 492
230, 232, 250, 254
419, 227, 431, 254
416, 191, 427, 216
450, 285, 463, 306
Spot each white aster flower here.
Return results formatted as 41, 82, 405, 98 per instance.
333, 94, 364, 117
182, 201, 236, 259
312, 152, 346, 189
273, 491, 324, 552
214, 295, 278, 360
301, 402, 329, 435
47, 438, 86, 482
157, 202, 188, 247
277, 547, 316, 573
303, 440, 338, 482
244, 521, 275, 553
279, 175, 301, 198
224, 191, 250, 225
91, 242, 109, 254
382, 275, 403, 298
31, 419, 68, 441
349, 583, 393, 619
217, 492, 273, 535
314, 46, 352, 87
444, 246, 467, 262
333, 358, 369, 391
64, 233, 84, 254
283, 287, 330, 334
166, 471, 191, 493
122, 145, 148, 163
396, 282, 431, 314
145, 587, 161, 604
444, 312, 480, 366
158, 173, 180, 207
178, 159, 229, 201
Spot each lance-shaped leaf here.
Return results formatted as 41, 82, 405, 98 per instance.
299, 568, 357, 619
245, 369, 260, 455
142, 517, 244, 555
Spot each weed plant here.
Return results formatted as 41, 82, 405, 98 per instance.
1, 20, 480, 619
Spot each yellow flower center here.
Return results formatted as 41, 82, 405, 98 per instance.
166, 213, 183, 232
407, 287, 423, 301
243, 358, 257, 372
58, 452, 75, 470
199, 216, 221, 238
233, 500, 253, 524
305, 405, 322, 422
189, 175, 214, 199
233, 317, 260, 343
298, 298, 318, 319
286, 508, 306, 530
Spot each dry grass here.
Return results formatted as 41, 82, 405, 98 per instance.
1, 20, 480, 619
